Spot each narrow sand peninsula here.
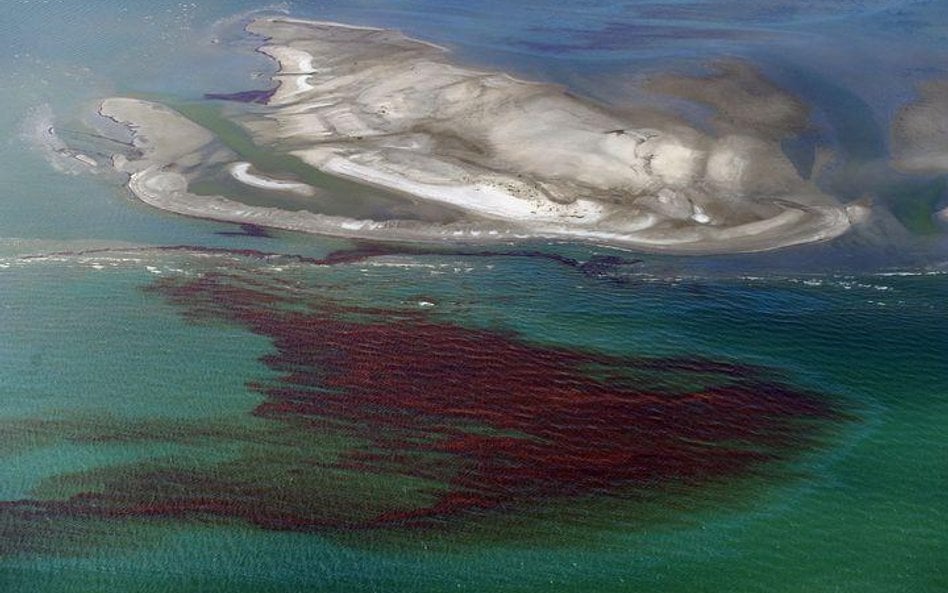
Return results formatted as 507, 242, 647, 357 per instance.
98, 18, 858, 252
229, 162, 315, 196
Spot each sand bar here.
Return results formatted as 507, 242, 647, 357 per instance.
93, 19, 858, 253
228, 162, 315, 196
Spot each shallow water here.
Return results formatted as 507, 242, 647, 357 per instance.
1, 1, 946, 592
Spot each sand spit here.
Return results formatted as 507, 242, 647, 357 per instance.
229, 162, 315, 196
97, 18, 856, 252
22, 104, 103, 175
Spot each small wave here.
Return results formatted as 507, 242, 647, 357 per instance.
873, 269, 947, 277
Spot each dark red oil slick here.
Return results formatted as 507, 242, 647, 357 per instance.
3, 261, 844, 536
137, 270, 841, 529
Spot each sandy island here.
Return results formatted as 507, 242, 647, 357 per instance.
96, 17, 861, 252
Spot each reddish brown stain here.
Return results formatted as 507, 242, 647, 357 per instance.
132, 271, 840, 529
1, 266, 842, 535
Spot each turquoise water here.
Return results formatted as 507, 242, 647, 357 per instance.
1, 1, 946, 592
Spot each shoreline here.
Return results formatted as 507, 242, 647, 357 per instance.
92, 18, 859, 254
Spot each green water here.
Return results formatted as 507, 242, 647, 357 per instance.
0, 253, 944, 592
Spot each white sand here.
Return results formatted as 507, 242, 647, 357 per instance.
320, 156, 605, 222
93, 18, 856, 253
237, 17, 850, 251
228, 162, 314, 196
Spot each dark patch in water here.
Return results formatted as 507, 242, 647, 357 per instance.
0, 262, 845, 535
215, 223, 274, 238
312, 243, 644, 283
204, 88, 276, 104
781, 129, 819, 180
518, 21, 771, 53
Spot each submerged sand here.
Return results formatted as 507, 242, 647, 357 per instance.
95, 17, 860, 253
892, 80, 948, 174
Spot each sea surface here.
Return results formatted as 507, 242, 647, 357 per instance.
1, 1, 946, 592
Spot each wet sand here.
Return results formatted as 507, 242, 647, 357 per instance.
95, 18, 858, 253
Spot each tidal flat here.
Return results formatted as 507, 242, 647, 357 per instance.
91, 17, 867, 253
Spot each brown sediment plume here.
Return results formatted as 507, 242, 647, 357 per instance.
646, 61, 810, 140
891, 79, 948, 174
2, 265, 844, 535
